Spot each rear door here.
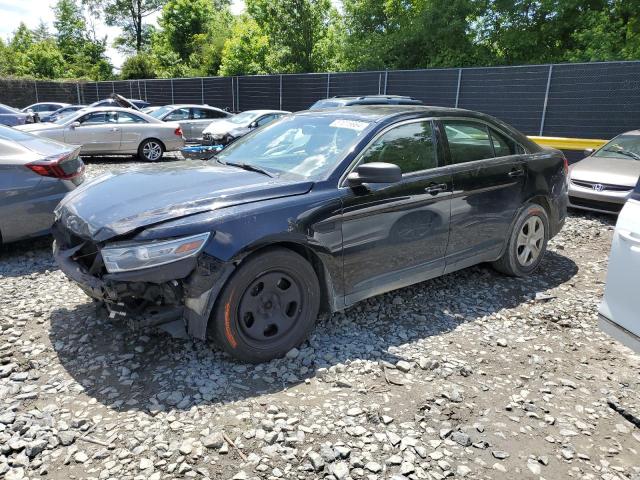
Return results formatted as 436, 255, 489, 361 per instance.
341, 119, 452, 304
599, 183, 640, 352
439, 119, 527, 273
189, 107, 229, 141
65, 111, 121, 153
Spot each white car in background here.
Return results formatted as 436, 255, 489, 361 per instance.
599, 179, 640, 352
202, 110, 289, 146
16, 107, 185, 161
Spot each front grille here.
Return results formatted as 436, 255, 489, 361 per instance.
571, 179, 633, 192
569, 196, 623, 213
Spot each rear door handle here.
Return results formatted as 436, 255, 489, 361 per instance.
508, 168, 525, 178
619, 230, 640, 246
425, 183, 448, 195
110, 127, 120, 132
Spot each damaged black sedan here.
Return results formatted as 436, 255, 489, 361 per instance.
53, 106, 567, 363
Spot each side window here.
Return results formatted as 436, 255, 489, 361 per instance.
256, 115, 276, 127
443, 121, 494, 164
490, 128, 522, 157
164, 108, 190, 121
360, 121, 436, 174
192, 108, 226, 119
118, 112, 146, 124
80, 112, 117, 125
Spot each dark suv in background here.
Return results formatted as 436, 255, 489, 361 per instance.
309, 95, 423, 110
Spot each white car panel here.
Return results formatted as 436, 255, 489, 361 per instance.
599, 187, 640, 352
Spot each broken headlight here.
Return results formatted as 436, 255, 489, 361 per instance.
101, 233, 210, 273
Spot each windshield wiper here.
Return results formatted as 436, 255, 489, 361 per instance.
603, 147, 640, 161
221, 160, 274, 177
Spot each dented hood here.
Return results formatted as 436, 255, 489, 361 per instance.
55, 161, 313, 242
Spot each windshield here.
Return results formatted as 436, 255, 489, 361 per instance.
216, 114, 372, 180
229, 111, 262, 125
53, 111, 81, 125
595, 135, 640, 161
148, 106, 174, 118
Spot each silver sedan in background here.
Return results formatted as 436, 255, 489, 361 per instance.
0, 125, 84, 244
148, 104, 232, 142
568, 130, 640, 214
15, 107, 185, 161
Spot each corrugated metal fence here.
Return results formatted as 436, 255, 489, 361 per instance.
3, 61, 640, 139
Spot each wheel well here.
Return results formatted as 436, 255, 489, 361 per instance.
240, 242, 333, 314
529, 195, 552, 219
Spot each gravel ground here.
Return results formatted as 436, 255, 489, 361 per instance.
1, 157, 639, 480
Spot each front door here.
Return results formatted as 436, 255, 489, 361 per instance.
439, 119, 527, 273
65, 111, 121, 153
341, 120, 452, 305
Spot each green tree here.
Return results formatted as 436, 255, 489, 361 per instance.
151, 0, 232, 76
121, 53, 157, 78
83, 0, 167, 52
218, 15, 271, 75
246, 0, 335, 73
54, 0, 113, 79
28, 40, 66, 78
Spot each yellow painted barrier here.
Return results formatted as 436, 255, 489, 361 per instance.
528, 136, 608, 151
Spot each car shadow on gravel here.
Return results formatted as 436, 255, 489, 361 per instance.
48, 249, 578, 413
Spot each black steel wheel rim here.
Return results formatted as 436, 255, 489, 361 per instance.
237, 270, 304, 346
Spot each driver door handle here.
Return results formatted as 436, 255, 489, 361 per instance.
508, 168, 525, 178
425, 183, 448, 195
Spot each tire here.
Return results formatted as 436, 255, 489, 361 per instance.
138, 139, 164, 161
210, 248, 320, 363
492, 203, 549, 277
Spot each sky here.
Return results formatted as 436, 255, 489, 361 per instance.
0, 0, 245, 70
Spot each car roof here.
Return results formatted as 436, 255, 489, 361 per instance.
74, 106, 148, 114
297, 104, 471, 121
241, 109, 290, 115
167, 104, 225, 109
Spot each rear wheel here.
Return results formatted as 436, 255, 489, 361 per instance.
210, 248, 320, 363
492, 203, 549, 276
138, 139, 164, 161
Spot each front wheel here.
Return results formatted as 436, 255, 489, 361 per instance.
210, 248, 320, 363
492, 203, 549, 276
138, 139, 164, 161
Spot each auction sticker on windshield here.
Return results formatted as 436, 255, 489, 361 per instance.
329, 119, 369, 131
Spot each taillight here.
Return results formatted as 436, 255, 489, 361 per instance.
26, 152, 84, 180
563, 156, 569, 175
174, 127, 183, 137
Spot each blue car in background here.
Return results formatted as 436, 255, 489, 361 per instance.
0, 103, 38, 126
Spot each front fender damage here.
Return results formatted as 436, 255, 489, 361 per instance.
183, 255, 236, 340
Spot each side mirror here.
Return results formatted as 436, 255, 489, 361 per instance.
70, 121, 81, 129
583, 148, 594, 157
347, 162, 402, 186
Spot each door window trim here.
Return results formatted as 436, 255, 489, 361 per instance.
339, 117, 444, 188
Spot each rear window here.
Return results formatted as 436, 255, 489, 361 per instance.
0, 125, 35, 141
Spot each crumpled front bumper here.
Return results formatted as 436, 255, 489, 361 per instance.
53, 237, 236, 339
